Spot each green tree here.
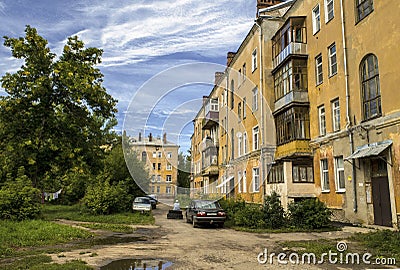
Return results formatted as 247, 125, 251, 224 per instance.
177, 151, 191, 188
0, 26, 117, 191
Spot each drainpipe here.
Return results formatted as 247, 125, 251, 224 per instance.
340, 0, 357, 212
255, 18, 266, 200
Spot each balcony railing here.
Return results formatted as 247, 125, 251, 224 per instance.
201, 143, 219, 175
273, 42, 307, 69
274, 90, 309, 113
202, 111, 219, 130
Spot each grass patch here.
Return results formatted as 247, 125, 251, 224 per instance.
278, 239, 338, 256
79, 223, 135, 233
351, 230, 400, 262
0, 255, 93, 270
230, 225, 340, 234
41, 204, 154, 225
0, 219, 92, 258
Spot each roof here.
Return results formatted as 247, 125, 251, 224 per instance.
345, 140, 392, 160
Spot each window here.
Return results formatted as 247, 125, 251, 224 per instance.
157, 175, 161, 183
312, 4, 321, 34
328, 43, 337, 76
334, 156, 345, 192
158, 152, 162, 158
319, 106, 326, 136
252, 168, 260, 192
253, 126, 259, 150
166, 186, 171, 194
320, 159, 330, 192
243, 170, 247, 193
158, 163, 161, 170
252, 88, 258, 111
243, 97, 247, 119
293, 164, 314, 183
238, 102, 242, 121
141, 151, 147, 162
252, 48, 257, 72
267, 163, 284, 183
325, 0, 334, 22
152, 163, 156, 170
151, 175, 155, 183
331, 99, 340, 132
274, 59, 308, 101
360, 54, 381, 120
166, 175, 172, 182
242, 63, 246, 81
230, 80, 235, 109
166, 164, 172, 171
151, 186, 155, 193
238, 171, 242, 193
231, 129, 235, 159
275, 107, 310, 146
153, 152, 157, 158
237, 133, 242, 156
243, 132, 248, 154
167, 152, 172, 158
210, 98, 219, 111
156, 186, 160, 193
315, 54, 323, 85
356, 0, 373, 23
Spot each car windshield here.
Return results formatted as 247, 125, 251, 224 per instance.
134, 197, 150, 204
195, 201, 220, 209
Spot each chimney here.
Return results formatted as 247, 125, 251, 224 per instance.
149, 133, 153, 142
163, 133, 167, 144
138, 132, 142, 141
257, 0, 283, 16
203, 95, 209, 106
227, 52, 236, 67
214, 72, 224, 85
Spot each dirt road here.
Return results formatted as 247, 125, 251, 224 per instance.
52, 204, 375, 269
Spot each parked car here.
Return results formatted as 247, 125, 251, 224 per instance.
132, 197, 152, 213
185, 200, 226, 228
145, 195, 158, 209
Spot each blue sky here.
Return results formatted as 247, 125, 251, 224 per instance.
0, 0, 257, 152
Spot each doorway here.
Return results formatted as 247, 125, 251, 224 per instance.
371, 159, 392, 226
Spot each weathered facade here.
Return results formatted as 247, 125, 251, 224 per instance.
130, 133, 179, 198
190, 0, 400, 227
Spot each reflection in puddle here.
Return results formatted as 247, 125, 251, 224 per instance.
100, 259, 173, 270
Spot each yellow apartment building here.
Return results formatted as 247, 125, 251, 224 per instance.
130, 133, 179, 198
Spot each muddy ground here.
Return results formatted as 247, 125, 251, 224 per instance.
51, 204, 385, 270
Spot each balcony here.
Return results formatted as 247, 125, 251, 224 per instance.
202, 111, 219, 130
274, 90, 309, 113
275, 140, 312, 160
273, 42, 307, 69
202, 141, 219, 176
272, 17, 307, 70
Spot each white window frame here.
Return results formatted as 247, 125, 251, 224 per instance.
152, 152, 157, 158
237, 133, 242, 157
253, 126, 259, 151
312, 4, 321, 34
331, 99, 340, 132
243, 170, 247, 193
210, 98, 219, 111
319, 105, 326, 136
328, 43, 337, 77
334, 156, 345, 192
315, 54, 323, 85
156, 186, 160, 193
166, 163, 172, 171
166, 175, 172, 182
167, 152, 172, 158
243, 132, 248, 154
157, 175, 161, 183
325, 0, 334, 22
320, 159, 330, 192
238, 171, 242, 193
252, 167, 260, 193
252, 88, 258, 112
166, 186, 171, 194
157, 152, 162, 158
252, 48, 257, 72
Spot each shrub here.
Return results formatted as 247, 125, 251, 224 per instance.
219, 198, 246, 225
234, 204, 265, 229
287, 198, 332, 229
83, 177, 131, 215
263, 191, 286, 229
0, 167, 41, 220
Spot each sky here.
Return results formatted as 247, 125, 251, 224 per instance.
0, 0, 257, 153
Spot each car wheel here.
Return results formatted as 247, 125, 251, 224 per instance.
192, 217, 198, 228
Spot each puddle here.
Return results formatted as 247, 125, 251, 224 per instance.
100, 259, 172, 270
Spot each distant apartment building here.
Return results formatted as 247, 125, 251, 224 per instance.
190, 0, 400, 228
130, 133, 179, 197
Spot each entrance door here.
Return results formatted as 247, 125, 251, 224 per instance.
372, 177, 392, 226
